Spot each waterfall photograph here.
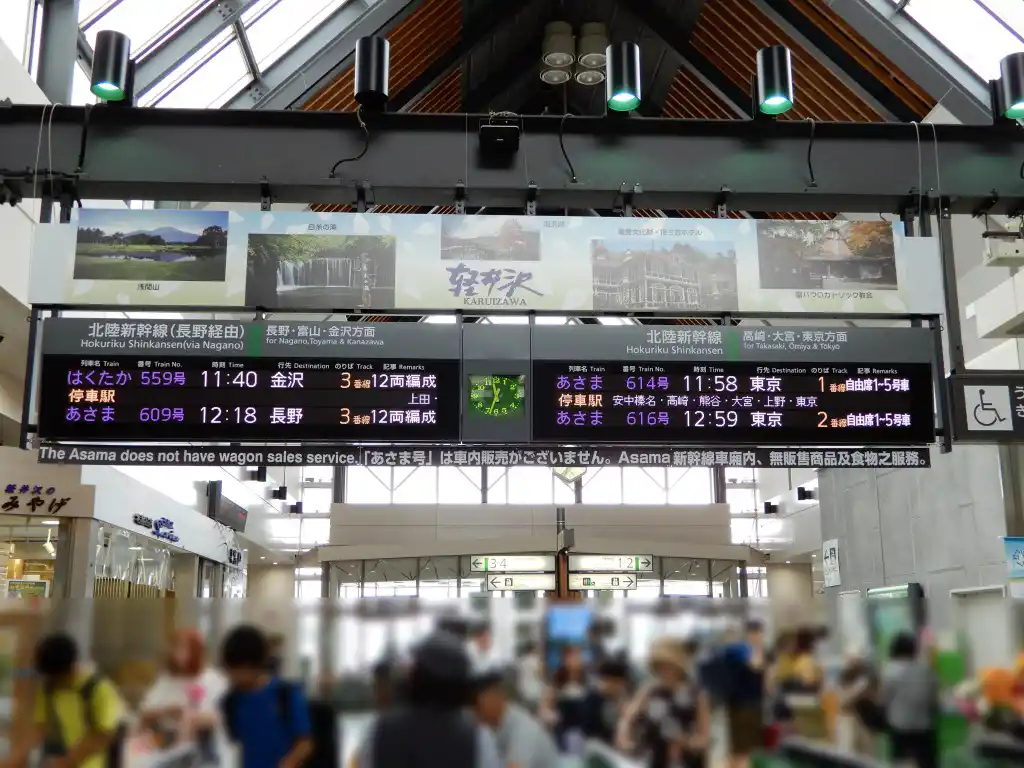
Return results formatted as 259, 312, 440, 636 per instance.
245, 233, 397, 309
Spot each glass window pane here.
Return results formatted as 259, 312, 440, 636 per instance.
301, 486, 332, 514
151, 39, 248, 108
347, 467, 392, 503
552, 472, 576, 503
266, 517, 300, 544
301, 466, 334, 483
72, 64, 98, 105
437, 467, 482, 503
622, 468, 666, 504
581, 467, 622, 504
506, 467, 554, 503
898, 0, 1022, 80
300, 518, 330, 546
85, 0, 209, 52
667, 468, 713, 504
726, 488, 757, 515
1, 0, 32, 66
245, 0, 347, 70
392, 467, 437, 504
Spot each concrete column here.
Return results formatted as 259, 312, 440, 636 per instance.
818, 444, 1010, 632
50, 517, 99, 655
36, 0, 80, 103
767, 562, 814, 627
171, 553, 199, 627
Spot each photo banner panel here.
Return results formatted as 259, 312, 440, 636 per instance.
35, 443, 931, 469
29, 210, 945, 315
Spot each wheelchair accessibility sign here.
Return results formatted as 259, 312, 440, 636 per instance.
950, 374, 1024, 441
964, 385, 1012, 431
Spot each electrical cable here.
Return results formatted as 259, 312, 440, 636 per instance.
805, 118, 817, 189
928, 122, 942, 214
32, 104, 51, 203
559, 113, 577, 184
75, 104, 93, 176
910, 121, 923, 219
328, 106, 368, 179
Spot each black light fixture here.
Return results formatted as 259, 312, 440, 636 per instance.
90, 30, 132, 102
271, 486, 288, 500
755, 45, 795, 116
998, 52, 1024, 120
248, 466, 267, 482
796, 486, 817, 501
605, 41, 641, 112
763, 502, 779, 515
354, 36, 390, 110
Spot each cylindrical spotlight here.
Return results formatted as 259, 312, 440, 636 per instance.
577, 23, 609, 69
999, 52, 1024, 119
542, 21, 575, 68
541, 67, 572, 85
354, 36, 390, 110
756, 45, 794, 116
90, 30, 131, 101
605, 42, 641, 112
575, 67, 605, 86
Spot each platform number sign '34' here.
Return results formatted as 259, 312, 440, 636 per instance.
2, 484, 70, 514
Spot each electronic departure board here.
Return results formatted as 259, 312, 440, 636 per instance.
532, 362, 935, 445
38, 357, 461, 442
37, 319, 463, 443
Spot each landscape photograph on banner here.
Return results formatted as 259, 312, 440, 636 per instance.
589, 236, 739, 311
73, 208, 229, 282
755, 220, 897, 291
440, 217, 541, 261
245, 232, 397, 309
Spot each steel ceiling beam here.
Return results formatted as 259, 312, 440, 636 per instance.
1, 105, 1020, 213
222, 0, 417, 110
133, 0, 262, 100
822, 0, 990, 124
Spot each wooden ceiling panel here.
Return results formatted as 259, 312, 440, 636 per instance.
692, 0, 883, 122
784, 0, 934, 118
303, 0, 463, 113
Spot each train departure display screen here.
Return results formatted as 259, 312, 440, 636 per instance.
532, 361, 935, 445
38, 356, 461, 442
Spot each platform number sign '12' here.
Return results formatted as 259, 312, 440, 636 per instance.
37, 356, 462, 443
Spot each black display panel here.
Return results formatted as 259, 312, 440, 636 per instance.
39, 355, 461, 442
532, 361, 935, 445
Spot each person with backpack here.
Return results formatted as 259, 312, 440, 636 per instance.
219, 625, 314, 768
4, 633, 126, 768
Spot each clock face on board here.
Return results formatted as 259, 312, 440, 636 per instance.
469, 375, 526, 418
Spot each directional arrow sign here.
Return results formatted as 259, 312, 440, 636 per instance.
485, 573, 556, 591
470, 555, 555, 573
568, 573, 637, 590
568, 554, 654, 573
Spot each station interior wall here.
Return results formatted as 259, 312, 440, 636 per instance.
1, 34, 1022, 610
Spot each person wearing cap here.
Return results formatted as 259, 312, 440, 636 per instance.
472, 664, 560, 768
353, 631, 502, 768
616, 638, 710, 768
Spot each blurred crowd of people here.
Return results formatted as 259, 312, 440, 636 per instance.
0, 612, 955, 768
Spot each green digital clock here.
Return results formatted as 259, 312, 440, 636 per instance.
469, 375, 526, 418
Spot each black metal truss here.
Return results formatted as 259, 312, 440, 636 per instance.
1, 104, 1021, 214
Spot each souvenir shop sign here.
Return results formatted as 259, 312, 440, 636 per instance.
0, 483, 71, 515
30, 210, 943, 316
37, 443, 932, 469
